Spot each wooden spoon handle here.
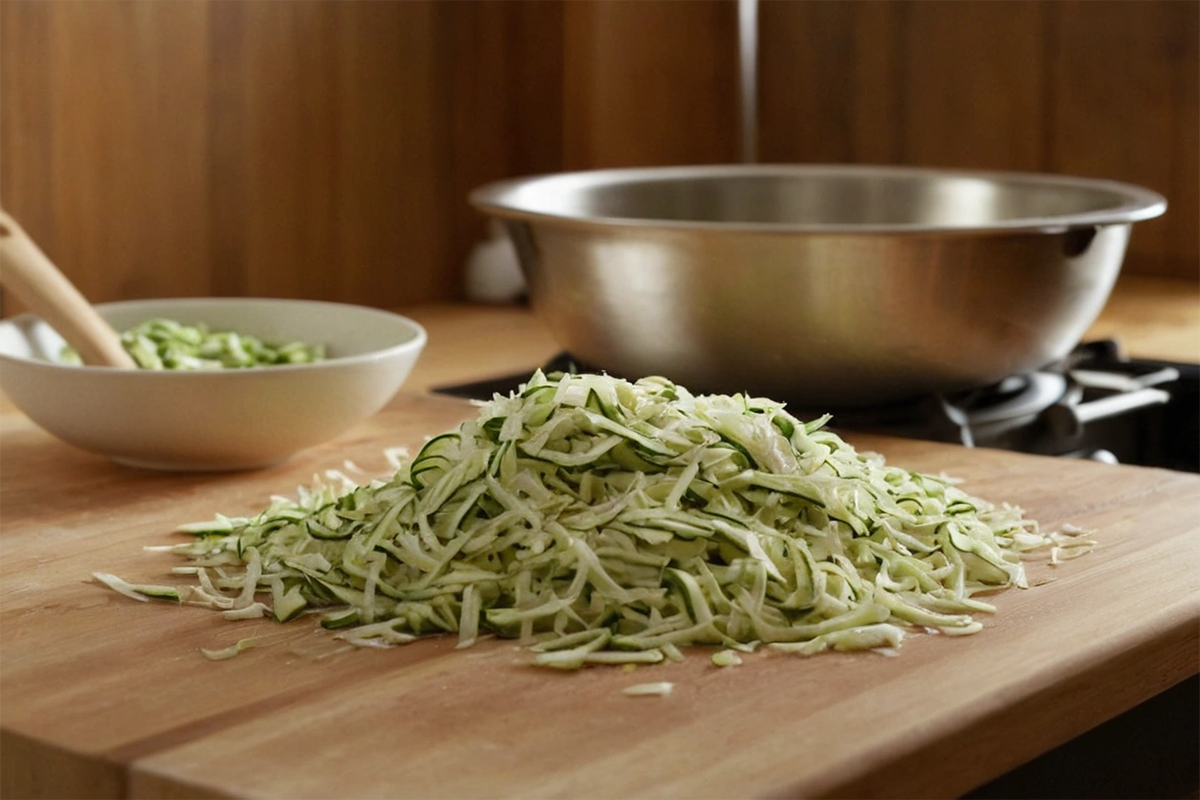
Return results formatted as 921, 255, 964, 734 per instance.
0, 210, 136, 368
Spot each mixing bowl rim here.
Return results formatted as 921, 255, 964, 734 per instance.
0, 297, 427, 376
469, 163, 1167, 234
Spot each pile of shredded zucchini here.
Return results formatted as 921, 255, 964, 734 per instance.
62, 317, 325, 370
97, 371, 1090, 667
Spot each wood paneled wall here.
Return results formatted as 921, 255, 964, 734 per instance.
1, 0, 1195, 315
0, 0, 569, 310
759, 0, 1199, 279
563, 0, 739, 168
0, 0, 736, 312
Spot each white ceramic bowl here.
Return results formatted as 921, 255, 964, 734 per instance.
0, 298, 426, 471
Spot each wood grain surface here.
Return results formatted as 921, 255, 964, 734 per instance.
1083, 274, 1200, 364
0, 0, 565, 312
2, 0, 1193, 319
0, 0, 738, 312
2, 390, 1197, 799
758, 0, 1199, 280
562, 0, 739, 169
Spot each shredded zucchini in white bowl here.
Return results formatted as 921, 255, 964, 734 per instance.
0, 297, 425, 470
61, 317, 325, 370
98, 370, 1091, 666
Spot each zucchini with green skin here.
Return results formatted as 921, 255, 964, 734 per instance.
62, 317, 324, 370
95, 370, 1092, 666
92, 572, 181, 603
712, 649, 743, 667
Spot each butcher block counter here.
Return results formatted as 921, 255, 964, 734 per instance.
2, 275, 1198, 799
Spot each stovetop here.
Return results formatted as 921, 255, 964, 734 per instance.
435, 340, 1199, 473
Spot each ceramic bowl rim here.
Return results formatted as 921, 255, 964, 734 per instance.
0, 297, 427, 377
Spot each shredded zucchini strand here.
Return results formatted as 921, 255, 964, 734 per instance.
97, 370, 1092, 666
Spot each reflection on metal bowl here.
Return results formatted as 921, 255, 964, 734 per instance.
471, 164, 1166, 407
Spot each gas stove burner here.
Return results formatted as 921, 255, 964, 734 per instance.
952, 372, 1070, 442
940, 362, 1175, 455
955, 373, 1068, 421
767, 371, 1076, 450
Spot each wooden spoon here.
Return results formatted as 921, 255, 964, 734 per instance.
0, 210, 136, 368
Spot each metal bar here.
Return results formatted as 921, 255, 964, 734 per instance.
738, 0, 759, 164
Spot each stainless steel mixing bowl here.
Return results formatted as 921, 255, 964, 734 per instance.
470, 165, 1166, 407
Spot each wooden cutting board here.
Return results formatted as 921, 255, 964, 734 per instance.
2, 391, 1197, 800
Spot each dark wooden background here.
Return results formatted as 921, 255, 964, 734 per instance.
1, 0, 1195, 311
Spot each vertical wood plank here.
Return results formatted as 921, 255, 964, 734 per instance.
444, 1, 565, 282
51, 0, 210, 301
758, 0, 857, 164
1047, 0, 1186, 277
335, 0, 453, 305
1165, 0, 1198, 278
0, 4, 7, 209
844, 1, 908, 165
230, 0, 462, 306
761, 0, 1046, 170
563, 0, 739, 169
0, 1, 56, 266
239, 1, 342, 302
205, 0, 249, 298
501, 2, 566, 177
758, 0, 905, 164
901, 1, 1047, 170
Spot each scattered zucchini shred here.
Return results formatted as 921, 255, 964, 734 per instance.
712, 649, 743, 667
622, 682, 675, 697
201, 637, 258, 661
95, 370, 1093, 666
